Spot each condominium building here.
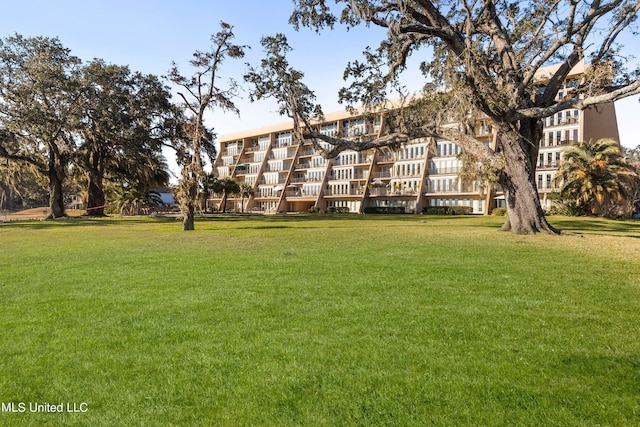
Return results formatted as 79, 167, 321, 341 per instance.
211, 62, 619, 214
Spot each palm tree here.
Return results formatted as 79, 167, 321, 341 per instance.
239, 183, 254, 213
199, 172, 217, 213
211, 178, 240, 213
554, 139, 637, 215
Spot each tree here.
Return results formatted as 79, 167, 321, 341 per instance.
166, 22, 246, 231
211, 178, 240, 213
239, 183, 254, 213
75, 60, 174, 216
626, 145, 640, 215
554, 139, 637, 215
250, 1, 640, 234
0, 158, 49, 210
0, 35, 81, 219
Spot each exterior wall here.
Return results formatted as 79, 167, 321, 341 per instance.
583, 102, 619, 143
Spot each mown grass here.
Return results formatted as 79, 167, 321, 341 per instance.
1, 214, 639, 426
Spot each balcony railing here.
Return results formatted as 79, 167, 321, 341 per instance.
372, 171, 392, 179
294, 162, 311, 170
324, 188, 365, 196
369, 188, 418, 197
285, 191, 320, 198
428, 167, 461, 175
376, 154, 395, 163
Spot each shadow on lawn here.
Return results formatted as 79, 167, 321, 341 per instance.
550, 216, 640, 238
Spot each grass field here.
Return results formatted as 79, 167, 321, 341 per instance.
1, 214, 639, 426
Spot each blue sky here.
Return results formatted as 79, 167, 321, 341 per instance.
2, 0, 639, 150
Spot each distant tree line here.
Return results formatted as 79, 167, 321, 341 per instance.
0, 34, 177, 218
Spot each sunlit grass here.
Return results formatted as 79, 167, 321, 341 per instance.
1, 214, 639, 425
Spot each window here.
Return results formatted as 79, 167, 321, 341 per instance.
573, 129, 579, 142
548, 132, 554, 145
538, 174, 543, 189
546, 174, 552, 189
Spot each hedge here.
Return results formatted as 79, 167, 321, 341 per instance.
422, 206, 474, 215
363, 206, 407, 214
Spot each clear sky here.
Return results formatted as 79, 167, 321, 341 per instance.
2, 0, 639, 150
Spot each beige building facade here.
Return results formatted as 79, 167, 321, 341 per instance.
211, 63, 620, 214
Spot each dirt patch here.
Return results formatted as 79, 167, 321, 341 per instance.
1, 207, 85, 221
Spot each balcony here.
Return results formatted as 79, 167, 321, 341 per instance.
369, 188, 418, 197
324, 188, 365, 197
428, 167, 461, 175
376, 153, 395, 163
285, 190, 320, 198
372, 171, 392, 179
294, 161, 311, 170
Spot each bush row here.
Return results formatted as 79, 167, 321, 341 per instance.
363, 206, 408, 214
422, 206, 474, 215
307, 206, 351, 214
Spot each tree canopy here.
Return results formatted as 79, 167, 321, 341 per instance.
554, 138, 637, 215
0, 35, 173, 218
249, 0, 640, 234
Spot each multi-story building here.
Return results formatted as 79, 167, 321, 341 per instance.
211, 62, 619, 214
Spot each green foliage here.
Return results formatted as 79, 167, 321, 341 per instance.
0, 34, 81, 217
364, 206, 407, 214
307, 206, 320, 214
554, 139, 638, 216
325, 206, 351, 214
423, 206, 474, 215
491, 207, 507, 216
0, 216, 639, 425
547, 191, 588, 217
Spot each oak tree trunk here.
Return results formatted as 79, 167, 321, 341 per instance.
47, 167, 66, 219
180, 176, 198, 231
85, 171, 106, 216
44, 141, 67, 220
85, 151, 106, 217
498, 122, 559, 235
183, 203, 195, 231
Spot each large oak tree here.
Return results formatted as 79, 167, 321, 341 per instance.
76, 60, 174, 216
261, 0, 640, 234
0, 35, 81, 219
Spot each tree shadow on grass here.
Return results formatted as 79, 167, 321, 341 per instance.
549, 216, 640, 238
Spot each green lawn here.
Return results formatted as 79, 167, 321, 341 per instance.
1, 214, 639, 426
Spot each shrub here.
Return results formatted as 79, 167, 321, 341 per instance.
364, 206, 407, 214
491, 207, 507, 216
326, 206, 351, 214
422, 206, 473, 215
308, 206, 320, 214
